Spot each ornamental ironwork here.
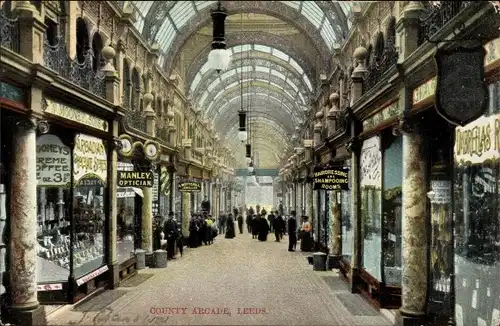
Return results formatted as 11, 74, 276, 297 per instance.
43, 35, 106, 99
0, 9, 19, 52
419, 1, 473, 45
125, 109, 148, 134
156, 124, 170, 144
364, 38, 398, 92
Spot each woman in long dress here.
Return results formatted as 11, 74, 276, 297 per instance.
258, 215, 269, 241
225, 213, 236, 239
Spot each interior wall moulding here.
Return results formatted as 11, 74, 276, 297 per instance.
41, 97, 109, 132
362, 100, 401, 134
118, 134, 160, 161
412, 37, 500, 109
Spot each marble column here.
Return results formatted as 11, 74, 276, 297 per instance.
330, 191, 342, 257
349, 141, 362, 293
141, 187, 153, 252
8, 117, 45, 325
182, 192, 190, 236
306, 181, 313, 226
399, 122, 428, 325
107, 121, 119, 288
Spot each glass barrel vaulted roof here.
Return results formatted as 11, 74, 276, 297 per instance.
120, 1, 359, 168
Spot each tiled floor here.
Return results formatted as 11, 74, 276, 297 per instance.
47, 231, 392, 326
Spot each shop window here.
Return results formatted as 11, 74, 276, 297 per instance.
453, 111, 500, 326
360, 136, 382, 280
75, 18, 89, 64
341, 160, 353, 262
45, 18, 58, 46
36, 133, 72, 283
382, 134, 402, 286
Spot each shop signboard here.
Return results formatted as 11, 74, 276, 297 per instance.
36, 134, 71, 187
178, 181, 201, 192
454, 113, 500, 165
117, 171, 154, 187
313, 166, 349, 191
43, 99, 109, 132
73, 134, 107, 185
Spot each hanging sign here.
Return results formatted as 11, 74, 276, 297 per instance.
36, 134, 71, 187
313, 166, 349, 190
454, 113, 500, 164
73, 134, 107, 185
435, 45, 488, 126
117, 171, 154, 187
178, 181, 201, 192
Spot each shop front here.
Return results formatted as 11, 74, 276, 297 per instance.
340, 159, 353, 276
314, 153, 331, 251
189, 165, 203, 212
158, 153, 175, 217
34, 97, 113, 304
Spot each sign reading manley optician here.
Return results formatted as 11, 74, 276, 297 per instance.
454, 112, 500, 165
36, 134, 71, 187
178, 181, 201, 192
117, 171, 154, 187
313, 166, 349, 191
73, 134, 107, 185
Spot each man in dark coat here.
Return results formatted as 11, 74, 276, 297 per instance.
237, 214, 244, 234
258, 214, 269, 241
274, 211, 285, 242
251, 215, 260, 239
267, 211, 276, 233
163, 212, 178, 259
218, 213, 226, 235
288, 210, 297, 252
188, 216, 199, 248
225, 213, 236, 238
201, 196, 211, 214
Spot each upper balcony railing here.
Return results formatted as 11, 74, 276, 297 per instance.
364, 39, 398, 93
43, 36, 106, 99
418, 1, 473, 45
0, 10, 19, 53
125, 109, 148, 134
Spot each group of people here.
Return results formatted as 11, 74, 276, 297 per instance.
154, 212, 184, 259
188, 212, 217, 248
245, 206, 286, 243
285, 210, 313, 252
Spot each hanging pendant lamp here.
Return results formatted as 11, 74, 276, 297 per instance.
208, 1, 232, 72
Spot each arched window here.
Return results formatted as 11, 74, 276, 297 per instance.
44, 1, 66, 46
386, 16, 396, 47
131, 68, 141, 111
91, 32, 104, 72
122, 60, 131, 108
374, 32, 385, 63
76, 18, 89, 64
366, 44, 373, 67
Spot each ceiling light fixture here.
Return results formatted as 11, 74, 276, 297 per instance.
208, 1, 232, 72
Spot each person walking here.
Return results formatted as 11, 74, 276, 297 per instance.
287, 210, 297, 252
237, 213, 244, 234
163, 212, 178, 259
274, 211, 285, 242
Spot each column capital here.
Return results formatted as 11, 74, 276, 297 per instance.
345, 136, 362, 154
397, 115, 421, 134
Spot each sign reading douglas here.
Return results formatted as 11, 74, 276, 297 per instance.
313, 166, 349, 191
178, 181, 201, 192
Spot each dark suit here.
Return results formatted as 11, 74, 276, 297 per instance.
287, 216, 297, 251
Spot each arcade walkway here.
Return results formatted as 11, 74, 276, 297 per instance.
46, 232, 392, 326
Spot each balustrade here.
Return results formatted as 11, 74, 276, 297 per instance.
43, 36, 106, 99
364, 39, 398, 92
125, 109, 148, 134
0, 10, 20, 53
419, 1, 473, 45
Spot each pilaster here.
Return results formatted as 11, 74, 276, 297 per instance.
141, 187, 153, 253
399, 117, 428, 326
107, 121, 119, 289
13, 2, 46, 63
182, 193, 190, 236
6, 117, 46, 326
396, 2, 425, 62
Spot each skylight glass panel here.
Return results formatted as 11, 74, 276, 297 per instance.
200, 62, 211, 75
155, 21, 177, 55
303, 75, 313, 91
157, 55, 165, 68
255, 66, 270, 74
190, 73, 203, 93
270, 69, 286, 80
320, 22, 337, 50
225, 81, 238, 90
280, 1, 300, 10
220, 69, 237, 80
339, 1, 354, 15
298, 92, 306, 104
169, 1, 195, 29
288, 59, 303, 75
271, 49, 289, 62
198, 91, 209, 107
195, 1, 216, 11
286, 79, 299, 93
301, 1, 323, 29
232, 44, 252, 53
131, 1, 154, 33
207, 79, 220, 92
254, 44, 271, 53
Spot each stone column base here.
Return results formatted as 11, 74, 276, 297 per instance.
349, 267, 360, 293
145, 252, 154, 267
327, 255, 341, 269
108, 263, 120, 289
5, 305, 46, 326
398, 308, 427, 326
